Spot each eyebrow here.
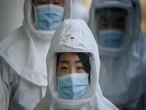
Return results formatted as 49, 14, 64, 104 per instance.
59, 60, 82, 64
75, 60, 82, 64
60, 60, 69, 64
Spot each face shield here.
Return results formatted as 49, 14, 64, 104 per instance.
95, 7, 129, 49
32, 0, 65, 31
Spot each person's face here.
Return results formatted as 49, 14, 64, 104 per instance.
32, 0, 64, 26
33, 0, 64, 7
57, 53, 86, 76
96, 8, 127, 31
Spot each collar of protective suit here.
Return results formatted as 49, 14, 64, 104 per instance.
0, 0, 72, 86
34, 19, 118, 110
89, 0, 146, 106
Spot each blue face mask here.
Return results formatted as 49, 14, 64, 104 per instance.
98, 30, 124, 48
58, 73, 89, 99
34, 4, 64, 31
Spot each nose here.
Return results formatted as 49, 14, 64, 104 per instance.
69, 66, 76, 74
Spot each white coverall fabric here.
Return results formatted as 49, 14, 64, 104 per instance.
0, 0, 71, 86
0, 67, 8, 110
34, 19, 119, 110
89, 0, 146, 109
0, 0, 71, 110
0, 57, 46, 110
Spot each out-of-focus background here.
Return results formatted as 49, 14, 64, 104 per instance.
141, 0, 146, 36
83, 0, 92, 9
0, 0, 24, 39
0, 0, 146, 37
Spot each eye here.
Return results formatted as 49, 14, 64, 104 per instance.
53, 2, 59, 5
60, 65, 69, 71
77, 66, 83, 69
58, 65, 69, 75
112, 18, 125, 30
76, 65, 86, 72
60, 66, 68, 70
98, 18, 110, 30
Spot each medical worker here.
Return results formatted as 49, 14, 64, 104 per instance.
0, 0, 71, 110
89, 0, 146, 109
34, 19, 118, 110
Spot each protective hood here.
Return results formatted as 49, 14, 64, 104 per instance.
34, 19, 118, 110
89, 0, 141, 57
0, 0, 72, 86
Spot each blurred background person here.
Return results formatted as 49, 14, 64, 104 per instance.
0, 0, 71, 110
89, 0, 146, 109
34, 19, 118, 110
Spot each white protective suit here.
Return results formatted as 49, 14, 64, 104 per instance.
89, 0, 146, 109
0, 0, 71, 110
0, 74, 7, 110
34, 19, 118, 110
